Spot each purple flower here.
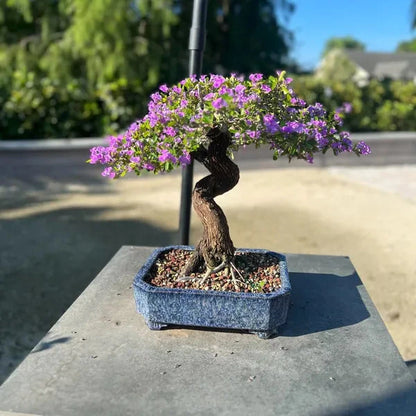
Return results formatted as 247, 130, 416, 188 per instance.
261, 84, 271, 93
339, 131, 353, 152
247, 130, 260, 139
107, 135, 123, 148
102, 167, 116, 178
280, 121, 306, 134
235, 84, 246, 95
130, 156, 141, 164
331, 142, 342, 154
314, 133, 329, 149
89, 146, 113, 164
150, 92, 162, 103
212, 98, 228, 109
164, 126, 177, 137
334, 112, 343, 125
158, 149, 177, 163
285, 77, 293, 85
356, 141, 371, 155
249, 73, 263, 83
291, 97, 306, 107
143, 163, 155, 171
307, 103, 326, 117
219, 86, 233, 95
211, 75, 225, 88
159, 84, 169, 93
306, 154, 314, 164
263, 114, 279, 134
179, 152, 191, 166
343, 102, 353, 114
203, 93, 216, 101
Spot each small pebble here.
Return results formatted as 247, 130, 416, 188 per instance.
388, 311, 400, 321
248, 376, 256, 382
329, 377, 336, 381
91, 355, 98, 359
175, 364, 181, 368
280, 346, 288, 351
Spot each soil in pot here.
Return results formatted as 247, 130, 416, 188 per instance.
147, 249, 282, 294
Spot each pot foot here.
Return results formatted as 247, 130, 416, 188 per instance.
250, 330, 276, 339
146, 320, 167, 330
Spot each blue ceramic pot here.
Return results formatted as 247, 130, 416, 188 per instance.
133, 245, 291, 338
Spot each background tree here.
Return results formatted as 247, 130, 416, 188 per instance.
315, 49, 358, 83
0, 0, 295, 140
396, 38, 416, 52
321, 36, 365, 57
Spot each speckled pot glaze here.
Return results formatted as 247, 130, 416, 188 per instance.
133, 245, 291, 338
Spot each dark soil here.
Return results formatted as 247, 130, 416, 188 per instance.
147, 249, 282, 293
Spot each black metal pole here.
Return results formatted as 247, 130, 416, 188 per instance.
179, 0, 208, 245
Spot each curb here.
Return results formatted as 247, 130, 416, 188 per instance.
0, 137, 106, 151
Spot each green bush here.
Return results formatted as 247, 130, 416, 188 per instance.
0, 71, 147, 139
1, 71, 415, 139
291, 75, 416, 132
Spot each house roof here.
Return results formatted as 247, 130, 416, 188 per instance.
344, 50, 416, 80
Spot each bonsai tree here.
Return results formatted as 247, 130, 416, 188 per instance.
89, 72, 370, 283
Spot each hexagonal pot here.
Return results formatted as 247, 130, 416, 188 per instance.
133, 245, 291, 338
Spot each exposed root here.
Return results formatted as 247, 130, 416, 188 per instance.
230, 261, 245, 281
176, 275, 198, 282
204, 260, 228, 277
177, 259, 247, 292
230, 268, 239, 291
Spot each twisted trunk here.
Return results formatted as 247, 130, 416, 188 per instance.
182, 127, 240, 276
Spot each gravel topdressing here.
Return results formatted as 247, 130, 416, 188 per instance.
146, 249, 282, 293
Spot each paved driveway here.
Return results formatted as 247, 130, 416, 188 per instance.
1, 142, 415, 384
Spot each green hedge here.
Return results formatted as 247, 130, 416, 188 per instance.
0, 72, 415, 139
0, 71, 147, 139
291, 76, 416, 132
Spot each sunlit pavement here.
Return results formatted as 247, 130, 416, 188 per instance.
0, 137, 415, 384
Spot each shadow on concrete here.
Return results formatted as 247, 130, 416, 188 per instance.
138, 270, 370, 339
405, 359, 416, 382
0, 150, 114, 211
322, 385, 416, 416
281, 271, 370, 337
0, 205, 176, 384
31, 337, 72, 354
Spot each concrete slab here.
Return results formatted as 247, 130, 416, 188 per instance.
0, 246, 415, 416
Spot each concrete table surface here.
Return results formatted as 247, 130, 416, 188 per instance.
0, 246, 415, 416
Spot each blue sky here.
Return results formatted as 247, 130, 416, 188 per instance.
286, 0, 415, 70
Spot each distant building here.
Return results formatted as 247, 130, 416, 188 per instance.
316, 49, 416, 86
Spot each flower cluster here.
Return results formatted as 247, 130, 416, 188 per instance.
89, 72, 370, 178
